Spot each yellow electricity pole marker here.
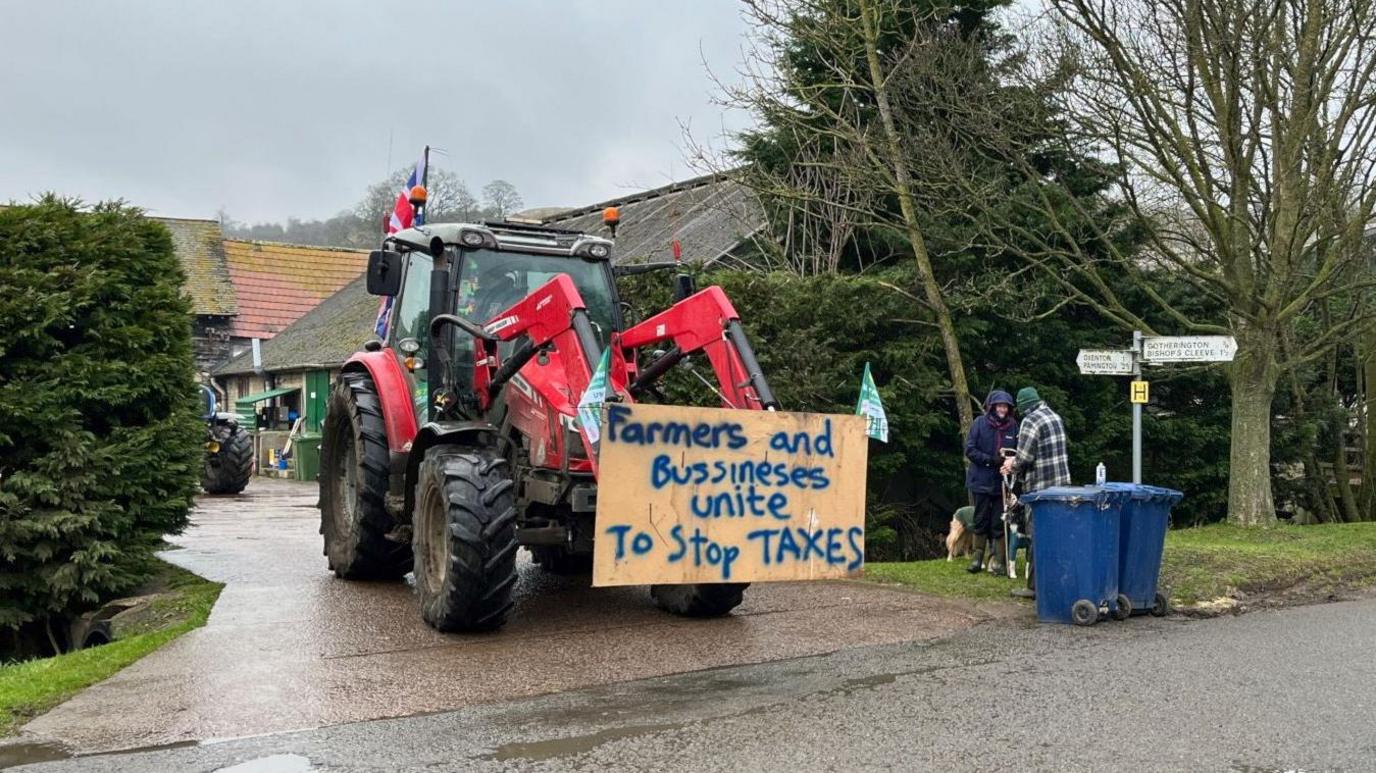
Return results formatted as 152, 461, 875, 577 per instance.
1130, 380, 1149, 404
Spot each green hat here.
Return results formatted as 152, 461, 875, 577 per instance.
1016, 387, 1042, 413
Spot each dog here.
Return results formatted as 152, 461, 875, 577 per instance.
946, 505, 976, 560
1003, 499, 1032, 576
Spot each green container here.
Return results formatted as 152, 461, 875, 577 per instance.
295, 434, 323, 481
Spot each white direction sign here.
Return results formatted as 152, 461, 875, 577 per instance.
1142, 335, 1238, 363
1077, 349, 1136, 375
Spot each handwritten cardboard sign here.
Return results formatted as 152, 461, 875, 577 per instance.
592, 403, 868, 587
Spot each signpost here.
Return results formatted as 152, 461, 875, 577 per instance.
1142, 336, 1238, 363
592, 403, 868, 587
1076, 349, 1136, 376
1077, 331, 1236, 483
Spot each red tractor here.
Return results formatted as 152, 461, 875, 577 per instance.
319, 214, 778, 632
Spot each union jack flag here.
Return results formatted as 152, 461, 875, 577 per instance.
375, 149, 428, 338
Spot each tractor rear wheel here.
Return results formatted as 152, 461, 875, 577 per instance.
319, 372, 411, 580
650, 583, 748, 618
412, 448, 519, 632
202, 425, 253, 494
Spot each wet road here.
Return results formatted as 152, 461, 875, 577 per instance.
14, 479, 1005, 756
11, 596, 1376, 771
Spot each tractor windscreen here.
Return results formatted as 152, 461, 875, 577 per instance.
456, 249, 618, 343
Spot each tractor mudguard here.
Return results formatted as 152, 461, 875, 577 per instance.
342, 350, 419, 453
402, 420, 501, 517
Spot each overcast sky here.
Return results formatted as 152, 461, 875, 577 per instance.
0, 1, 754, 223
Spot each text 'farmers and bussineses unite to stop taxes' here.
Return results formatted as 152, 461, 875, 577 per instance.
592, 403, 868, 587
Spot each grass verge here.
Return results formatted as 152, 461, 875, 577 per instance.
865, 522, 1376, 611
0, 561, 222, 736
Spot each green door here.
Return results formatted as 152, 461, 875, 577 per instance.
305, 370, 330, 433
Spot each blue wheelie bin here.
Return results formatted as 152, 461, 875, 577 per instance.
1102, 483, 1183, 617
1020, 486, 1130, 626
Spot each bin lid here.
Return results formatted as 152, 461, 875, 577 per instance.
1100, 482, 1184, 504
1020, 485, 1132, 509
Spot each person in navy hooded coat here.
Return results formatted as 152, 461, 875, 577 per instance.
964, 390, 1018, 574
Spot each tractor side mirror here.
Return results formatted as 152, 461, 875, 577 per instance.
366, 250, 404, 296
674, 272, 696, 302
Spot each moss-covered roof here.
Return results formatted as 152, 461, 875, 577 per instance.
213, 274, 378, 375
222, 239, 370, 338
154, 217, 238, 315
541, 174, 765, 265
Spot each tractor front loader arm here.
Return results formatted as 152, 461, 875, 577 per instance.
616, 286, 778, 412
468, 273, 604, 414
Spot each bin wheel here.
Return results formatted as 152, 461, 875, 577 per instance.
1112, 594, 1132, 621
1071, 600, 1098, 626
1151, 592, 1170, 617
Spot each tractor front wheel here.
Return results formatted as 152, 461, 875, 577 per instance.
651, 583, 748, 618
202, 424, 253, 495
319, 372, 411, 580
412, 448, 519, 632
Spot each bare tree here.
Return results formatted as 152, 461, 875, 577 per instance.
356, 167, 481, 232
720, 0, 979, 433
482, 180, 524, 219
904, 0, 1376, 524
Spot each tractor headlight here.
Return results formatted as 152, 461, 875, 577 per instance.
205, 440, 221, 454
587, 243, 610, 259
458, 228, 495, 249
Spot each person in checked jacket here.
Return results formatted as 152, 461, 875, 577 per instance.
1000, 386, 1071, 599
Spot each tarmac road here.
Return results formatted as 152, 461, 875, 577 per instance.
9, 596, 1375, 772
9, 479, 1005, 758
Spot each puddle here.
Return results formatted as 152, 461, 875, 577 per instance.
214, 753, 315, 772
0, 741, 70, 769
0, 738, 204, 771
483, 723, 682, 762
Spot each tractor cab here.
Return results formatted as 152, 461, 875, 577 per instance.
366, 221, 621, 427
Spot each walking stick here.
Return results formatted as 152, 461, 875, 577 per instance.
1001, 448, 1018, 580
1002, 475, 1016, 579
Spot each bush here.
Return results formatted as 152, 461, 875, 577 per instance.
0, 198, 201, 653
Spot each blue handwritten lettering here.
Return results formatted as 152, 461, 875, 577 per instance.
766, 419, 834, 458
799, 528, 827, 560
747, 529, 776, 564
767, 492, 790, 520
667, 524, 686, 562
776, 527, 802, 561
826, 527, 844, 565
632, 532, 654, 555
605, 406, 747, 451
606, 524, 632, 560
847, 526, 865, 570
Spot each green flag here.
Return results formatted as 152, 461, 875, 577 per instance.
855, 362, 889, 443
577, 348, 613, 444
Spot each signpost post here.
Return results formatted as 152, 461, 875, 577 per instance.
1077, 332, 1237, 484
1131, 332, 1143, 484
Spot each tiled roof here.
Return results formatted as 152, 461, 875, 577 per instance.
542, 174, 766, 265
214, 274, 378, 376
153, 217, 237, 315
221, 240, 370, 339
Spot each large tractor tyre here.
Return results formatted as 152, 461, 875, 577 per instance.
202, 426, 254, 495
531, 547, 594, 576
412, 448, 519, 632
319, 372, 411, 580
650, 583, 748, 618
